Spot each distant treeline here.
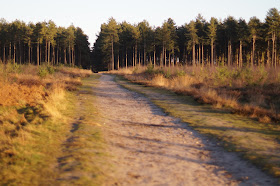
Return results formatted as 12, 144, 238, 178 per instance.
92, 8, 280, 70
0, 19, 91, 68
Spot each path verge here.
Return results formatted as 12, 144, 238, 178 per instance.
115, 75, 280, 183
56, 74, 108, 185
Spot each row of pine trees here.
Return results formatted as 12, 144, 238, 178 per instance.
92, 8, 280, 70
0, 19, 91, 68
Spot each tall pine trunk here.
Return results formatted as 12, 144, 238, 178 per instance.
64, 48, 67, 65
192, 42, 195, 66
9, 42, 11, 61
202, 44, 204, 66
168, 51, 171, 67
37, 42, 39, 66
19, 41, 21, 64
164, 46, 167, 67
117, 54, 119, 70
3, 44, 5, 63
48, 41, 51, 65
111, 37, 114, 70
45, 41, 47, 63
228, 41, 232, 66
125, 49, 128, 69
272, 33, 275, 67
239, 41, 243, 68
13, 43, 16, 64
68, 44, 71, 66
267, 41, 270, 65
72, 48, 74, 67
153, 46, 156, 68
198, 44, 201, 65
28, 44, 31, 64
211, 40, 214, 66
251, 35, 256, 66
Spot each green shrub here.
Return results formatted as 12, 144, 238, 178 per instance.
6, 62, 22, 74
241, 67, 254, 85
215, 66, 231, 85
47, 65, 55, 74
38, 67, 48, 78
256, 66, 268, 85
164, 69, 172, 79
176, 70, 186, 77
145, 63, 154, 74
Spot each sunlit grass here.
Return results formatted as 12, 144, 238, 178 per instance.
0, 64, 95, 185
116, 75, 280, 181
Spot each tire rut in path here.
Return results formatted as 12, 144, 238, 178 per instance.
95, 74, 276, 186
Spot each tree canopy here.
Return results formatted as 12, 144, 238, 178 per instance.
92, 8, 280, 70
0, 19, 91, 68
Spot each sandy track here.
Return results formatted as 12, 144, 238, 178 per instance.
95, 74, 276, 186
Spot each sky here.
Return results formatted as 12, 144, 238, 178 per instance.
1, 0, 280, 46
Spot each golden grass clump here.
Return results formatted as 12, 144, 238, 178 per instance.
0, 81, 45, 106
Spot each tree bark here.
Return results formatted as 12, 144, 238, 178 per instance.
153, 46, 156, 68
13, 43, 16, 64
172, 48, 175, 67
3, 44, 5, 63
48, 41, 51, 65
267, 40, 270, 65
144, 44, 146, 66
72, 48, 74, 67
111, 37, 114, 70
126, 48, 128, 69
192, 42, 195, 66
117, 54, 120, 70
228, 41, 231, 66
52, 45, 55, 65
9, 42, 11, 61
211, 40, 214, 66
19, 41, 21, 64
239, 41, 243, 68
164, 47, 167, 67
132, 47, 134, 68
202, 44, 204, 66
135, 44, 138, 67
37, 42, 39, 66
45, 41, 48, 63
251, 35, 256, 66
198, 47, 201, 66
28, 44, 30, 64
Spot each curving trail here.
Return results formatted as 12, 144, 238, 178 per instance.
95, 74, 275, 186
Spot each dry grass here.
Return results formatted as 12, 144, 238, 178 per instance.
0, 63, 92, 185
115, 75, 280, 181
114, 65, 280, 124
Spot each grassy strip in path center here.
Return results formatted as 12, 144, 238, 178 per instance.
115, 75, 280, 182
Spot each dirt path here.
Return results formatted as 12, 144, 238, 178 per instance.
95, 74, 276, 186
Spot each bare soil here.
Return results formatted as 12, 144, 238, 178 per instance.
95, 74, 277, 186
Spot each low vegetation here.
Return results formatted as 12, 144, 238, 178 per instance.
0, 63, 92, 185
113, 65, 280, 181
115, 65, 280, 123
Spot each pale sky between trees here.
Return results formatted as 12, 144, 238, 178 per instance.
1, 0, 279, 45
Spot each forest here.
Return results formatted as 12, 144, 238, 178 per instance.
92, 8, 280, 71
0, 19, 91, 68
